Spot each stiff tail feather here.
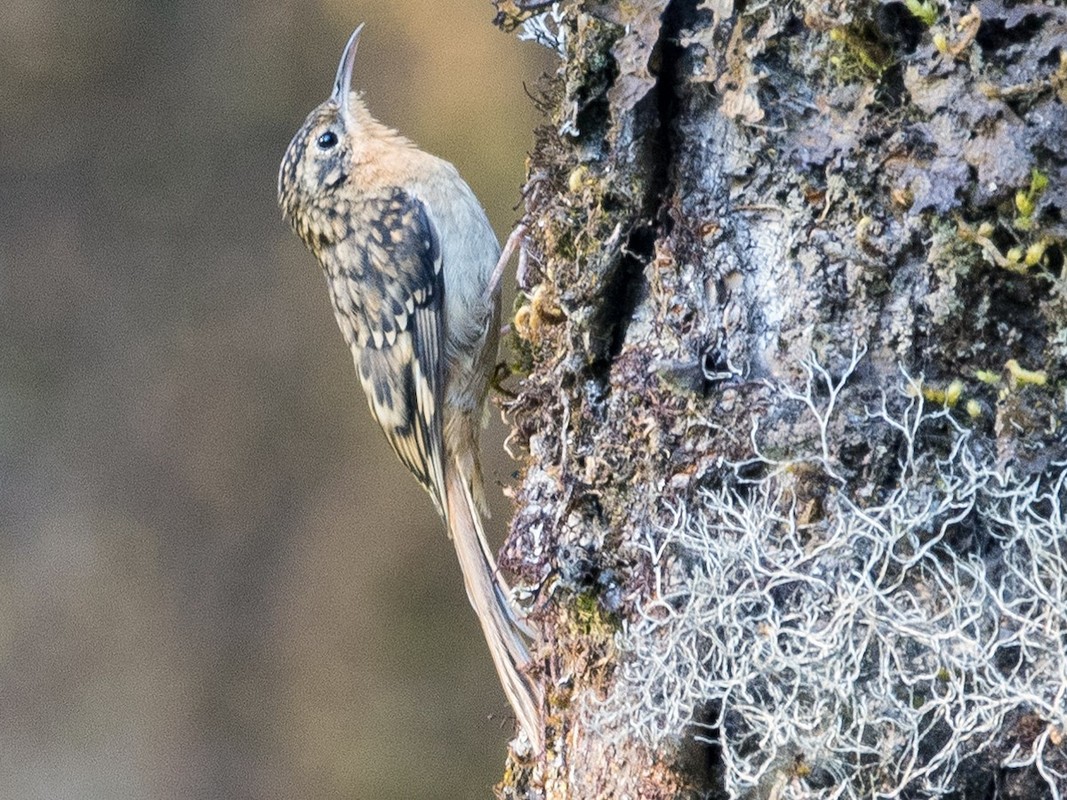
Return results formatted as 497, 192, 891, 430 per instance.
445, 467, 543, 752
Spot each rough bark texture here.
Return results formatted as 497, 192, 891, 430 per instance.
491, 1, 1067, 797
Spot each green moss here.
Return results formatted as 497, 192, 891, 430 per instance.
904, 0, 939, 26
1014, 168, 1049, 230
920, 378, 964, 407
571, 591, 619, 640
828, 24, 893, 80
1005, 359, 1047, 387
503, 306, 536, 377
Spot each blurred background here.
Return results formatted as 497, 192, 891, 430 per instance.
0, 2, 552, 798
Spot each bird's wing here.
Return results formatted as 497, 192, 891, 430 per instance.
340, 189, 448, 516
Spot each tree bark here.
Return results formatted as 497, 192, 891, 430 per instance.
491, 2, 1067, 797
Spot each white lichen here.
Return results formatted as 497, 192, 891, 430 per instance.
589, 360, 1067, 799
517, 3, 568, 57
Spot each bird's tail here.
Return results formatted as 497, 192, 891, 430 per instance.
444, 465, 543, 752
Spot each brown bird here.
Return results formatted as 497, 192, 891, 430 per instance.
277, 25, 541, 750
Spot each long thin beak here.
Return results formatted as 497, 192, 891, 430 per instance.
331, 23, 365, 119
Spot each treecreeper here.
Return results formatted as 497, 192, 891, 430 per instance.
277, 25, 541, 752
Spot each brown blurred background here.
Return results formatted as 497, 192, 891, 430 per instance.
0, 3, 551, 798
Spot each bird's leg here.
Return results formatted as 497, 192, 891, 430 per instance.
484, 223, 526, 306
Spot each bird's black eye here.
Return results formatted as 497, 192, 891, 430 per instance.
317, 131, 338, 149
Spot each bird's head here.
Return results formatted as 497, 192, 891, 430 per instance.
278, 24, 369, 245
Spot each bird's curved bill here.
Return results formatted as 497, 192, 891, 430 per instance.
331, 23, 365, 117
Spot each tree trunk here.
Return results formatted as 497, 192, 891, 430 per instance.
490, 1, 1067, 797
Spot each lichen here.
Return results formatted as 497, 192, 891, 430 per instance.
593, 364, 1067, 799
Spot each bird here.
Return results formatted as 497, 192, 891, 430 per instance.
277, 25, 541, 751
